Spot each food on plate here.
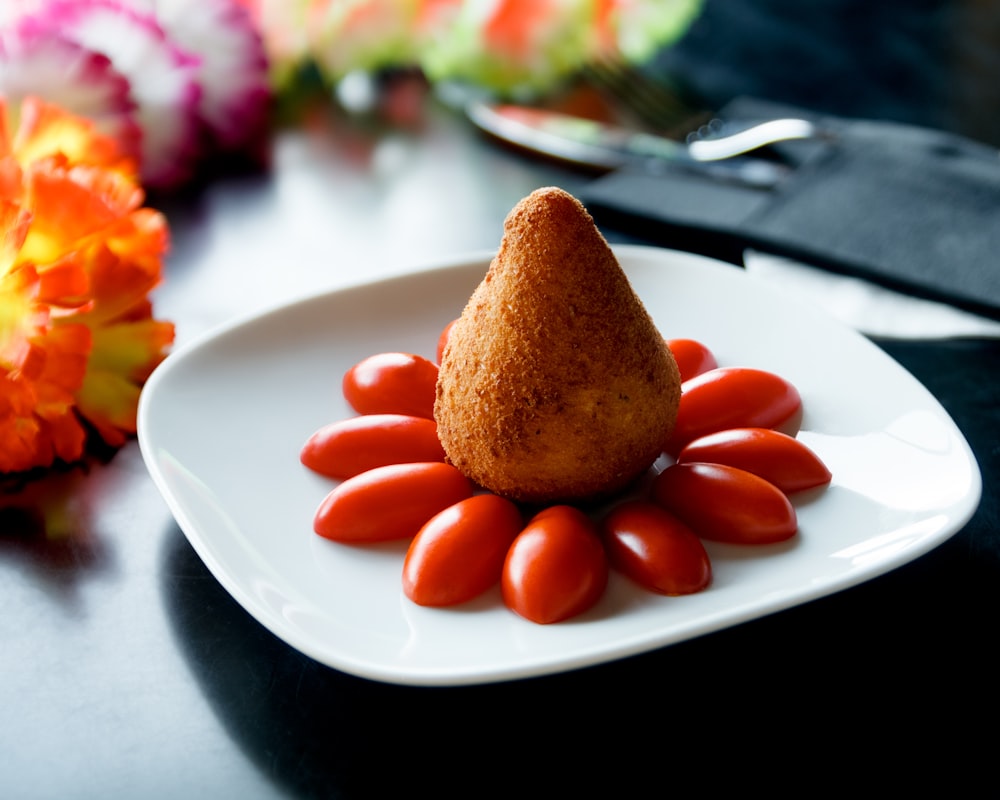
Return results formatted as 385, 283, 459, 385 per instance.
302, 189, 833, 624
664, 367, 802, 455
403, 494, 524, 607
651, 462, 798, 544
343, 352, 439, 419
313, 462, 473, 542
601, 501, 712, 595
675, 427, 832, 494
436, 319, 458, 364
501, 505, 608, 624
434, 186, 681, 504
300, 414, 445, 480
665, 338, 719, 383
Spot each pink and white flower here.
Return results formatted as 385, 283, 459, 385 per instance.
135, 0, 271, 151
12, 0, 202, 188
0, 25, 142, 162
1, 0, 272, 190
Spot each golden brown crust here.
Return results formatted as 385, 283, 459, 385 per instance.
434, 187, 680, 503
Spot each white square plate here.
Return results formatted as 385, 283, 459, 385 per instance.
138, 245, 981, 686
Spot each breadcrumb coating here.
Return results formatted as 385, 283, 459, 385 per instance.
434, 187, 680, 503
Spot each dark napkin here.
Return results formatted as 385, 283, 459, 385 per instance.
580, 96, 1000, 321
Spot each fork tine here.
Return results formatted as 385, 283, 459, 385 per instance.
581, 52, 710, 137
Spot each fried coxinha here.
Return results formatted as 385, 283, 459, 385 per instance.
434, 187, 681, 504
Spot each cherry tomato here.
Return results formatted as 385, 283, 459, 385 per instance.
651, 462, 797, 544
665, 338, 718, 383
436, 319, 458, 364
665, 367, 802, 455
313, 462, 472, 542
403, 494, 524, 607
676, 427, 831, 494
501, 505, 608, 624
300, 414, 445, 480
342, 352, 438, 419
601, 501, 712, 595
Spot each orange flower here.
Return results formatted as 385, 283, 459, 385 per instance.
0, 96, 174, 473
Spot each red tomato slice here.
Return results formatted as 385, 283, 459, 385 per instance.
651, 462, 797, 545
301, 414, 445, 480
601, 501, 712, 595
342, 352, 439, 419
313, 462, 472, 542
665, 367, 802, 455
676, 427, 831, 494
501, 505, 608, 624
436, 319, 458, 364
665, 338, 718, 383
403, 494, 524, 607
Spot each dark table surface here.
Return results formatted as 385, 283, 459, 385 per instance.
3, 5, 1000, 796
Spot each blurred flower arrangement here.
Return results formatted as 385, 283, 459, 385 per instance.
0, 95, 174, 474
1, 0, 704, 187
0, 0, 270, 480
243, 0, 704, 96
0, 0, 702, 481
0, 0, 272, 190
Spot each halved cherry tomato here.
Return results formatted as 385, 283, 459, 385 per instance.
676, 427, 831, 494
403, 494, 524, 606
300, 413, 446, 480
501, 505, 608, 624
651, 462, 797, 544
665, 338, 718, 383
313, 462, 472, 542
342, 352, 438, 419
436, 319, 458, 364
601, 501, 712, 595
665, 367, 802, 454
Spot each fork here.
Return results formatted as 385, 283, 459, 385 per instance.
581, 53, 822, 157
580, 51, 713, 137
686, 117, 819, 159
